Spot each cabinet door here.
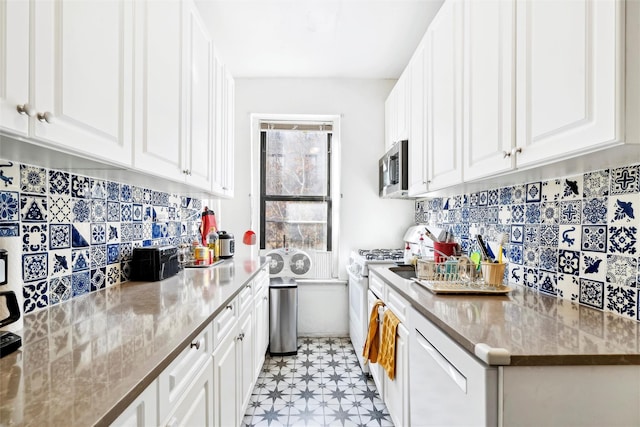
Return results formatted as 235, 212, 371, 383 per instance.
254, 275, 269, 379
462, 0, 515, 181
238, 307, 254, 419
384, 96, 394, 150
366, 289, 384, 396
111, 380, 158, 427
211, 55, 225, 194
384, 323, 409, 427
133, 0, 185, 182
396, 70, 410, 142
0, 0, 30, 136
33, 0, 133, 165
425, 0, 463, 190
184, 1, 214, 190
222, 69, 235, 197
213, 327, 238, 427
165, 358, 214, 427
515, 0, 624, 167
408, 40, 428, 196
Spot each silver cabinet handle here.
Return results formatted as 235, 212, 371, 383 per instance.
16, 103, 35, 117
502, 151, 511, 158
37, 111, 54, 124
511, 147, 522, 156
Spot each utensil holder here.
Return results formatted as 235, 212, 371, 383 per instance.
480, 262, 507, 286
433, 241, 458, 263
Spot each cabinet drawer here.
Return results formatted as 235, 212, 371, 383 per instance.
253, 268, 269, 297
213, 299, 237, 346
384, 287, 410, 324
158, 326, 212, 424
369, 273, 384, 298
238, 284, 253, 316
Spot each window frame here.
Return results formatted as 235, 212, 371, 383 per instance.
259, 129, 333, 251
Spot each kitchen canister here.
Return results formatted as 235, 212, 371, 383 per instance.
480, 262, 507, 286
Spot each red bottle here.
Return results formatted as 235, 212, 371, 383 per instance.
200, 207, 218, 246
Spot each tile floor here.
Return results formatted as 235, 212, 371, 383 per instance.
242, 337, 394, 427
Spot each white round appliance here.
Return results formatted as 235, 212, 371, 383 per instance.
266, 248, 313, 278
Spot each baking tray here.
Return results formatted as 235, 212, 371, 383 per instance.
412, 278, 513, 295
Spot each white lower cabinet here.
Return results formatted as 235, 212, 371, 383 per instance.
367, 272, 411, 427
212, 323, 239, 427
237, 294, 255, 420
111, 380, 158, 427
165, 358, 214, 427
253, 268, 270, 379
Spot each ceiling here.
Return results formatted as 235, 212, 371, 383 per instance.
195, 0, 444, 79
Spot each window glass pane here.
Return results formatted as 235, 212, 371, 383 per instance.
265, 201, 327, 250
265, 130, 328, 196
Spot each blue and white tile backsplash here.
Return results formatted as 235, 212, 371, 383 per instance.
0, 159, 203, 315
416, 163, 640, 322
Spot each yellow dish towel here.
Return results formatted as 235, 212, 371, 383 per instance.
378, 308, 400, 380
363, 300, 385, 364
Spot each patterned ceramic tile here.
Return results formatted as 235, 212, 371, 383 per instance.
120, 184, 132, 202
72, 249, 90, 272
558, 225, 580, 250
539, 271, 557, 296
107, 264, 121, 286
90, 245, 107, 268
71, 175, 91, 198
523, 225, 539, 245
608, 195, 639, 225
20, 165, 46, 194
581, 253, 607, 281
580, 278, 605, 309
526, 182, 542, 203
523, 247, 539, 267
72, 199, 91, 222
23, 253, 48, 282
511, 205, 525, 224
606, 255, 638, 287
72, 223, 91, 247
120, 261, 131, 282
107, 244, 119, 265
106, 181, 120, 201
91, 200, 107, 222
558, 250, 580, 276
22, 223, 48, 252
0, 223, 19, 236
49, 224, 71, 249
0, 160, 19, 190
119, 243, 133, 262
50, 276, 71, 305
539, 224, 559, 247
121, 203, 132, 222
610, 166, 639, 195
557, 274, 580, 302
605, 284, 637, 319
560, 201, 582, 224
509, 244, 523, 265
608, 226, 638, 255
49, 170, 70, 195
583, 198, 608, 224
0, 191, 20, 222
561, 177, 582, 200
49, 250, 72, 278
49, 196, 72, 223
107, 223, 120, 243
540, 202, 559, 224
132, 203, 143, 222
541, 179, 562, 202
499, 187, 513, 205
23, 280, 48, 313
581, 225, 607, 252
524, 267, 539, 289
539, 247, 557, 272
131, 186, 144, 203
72, 271, 91, 297
91, 179, 106, 199
583, 170, 610, 198
107, 201, 120, 222
91, 223, 107, 245
91, 268, 107, 291
20, 195, 47, 222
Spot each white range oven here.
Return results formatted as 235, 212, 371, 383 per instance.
347, 249, 404, 373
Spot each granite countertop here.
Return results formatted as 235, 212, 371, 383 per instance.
371, 265, 640, 366
0, 246, 268, 427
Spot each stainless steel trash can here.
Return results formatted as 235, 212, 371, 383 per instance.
269, 277, 298, 355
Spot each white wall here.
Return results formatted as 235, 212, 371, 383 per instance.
221, 78, 415, 280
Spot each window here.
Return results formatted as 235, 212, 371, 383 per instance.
260, 122, 332, 251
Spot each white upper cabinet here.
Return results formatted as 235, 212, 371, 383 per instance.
222, 68, 235, 197
184, 1, 215, 190
133, 0, 186, 182
0, 0, 30, 136
407, 39, 428, 196
515, 0, 625, 167
425, 0, 463, 191
384, 68, 410, 151
1, 0, 134, 165
462, 0, 515, 181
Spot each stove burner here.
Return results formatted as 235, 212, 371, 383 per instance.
358, 248, 404, 261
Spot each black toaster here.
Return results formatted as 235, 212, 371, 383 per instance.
131, 245, 179, 282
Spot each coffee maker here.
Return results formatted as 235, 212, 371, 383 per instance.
0, 249, 21, 357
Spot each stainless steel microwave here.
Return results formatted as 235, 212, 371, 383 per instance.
379, 140, 408, 198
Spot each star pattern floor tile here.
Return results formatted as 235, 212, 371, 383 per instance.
243, 337, 393, 427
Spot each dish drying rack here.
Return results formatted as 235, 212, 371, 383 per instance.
413, 254, 512, 295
